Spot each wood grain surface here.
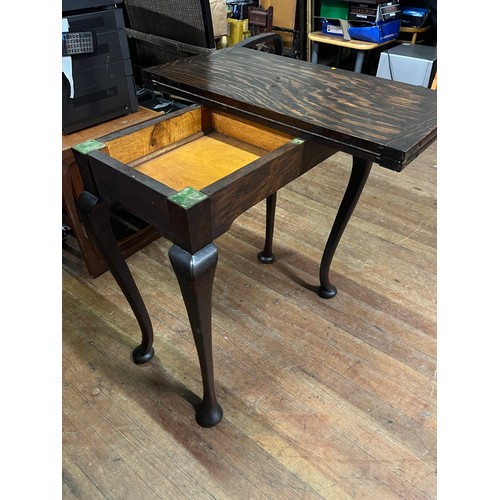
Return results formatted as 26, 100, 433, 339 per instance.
143, 48, 436, 170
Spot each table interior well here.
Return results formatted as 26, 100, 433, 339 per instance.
101, 106, 293, 192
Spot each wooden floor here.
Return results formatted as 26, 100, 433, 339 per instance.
62, 143, 437, 499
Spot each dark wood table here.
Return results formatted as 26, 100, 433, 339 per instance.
73, 47, 436, 427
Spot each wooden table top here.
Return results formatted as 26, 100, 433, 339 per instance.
400, 26, 431, 34
308, 31, 393, 51
143, 47, 436, 171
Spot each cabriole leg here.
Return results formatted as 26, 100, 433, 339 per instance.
258, 192, 277, 264
169, 243, 223, 427
77, 191, 154, 364
318, 157, 373, 298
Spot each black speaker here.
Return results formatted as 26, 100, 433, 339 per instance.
62, 3, 138, 134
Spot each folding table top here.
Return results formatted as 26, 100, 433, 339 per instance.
142, 46, 437, 171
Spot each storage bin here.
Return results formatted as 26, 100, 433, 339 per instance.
321, 18, 345, 36
400, 7, 430, 28
320, 0, 349, 19
348, 18, 400, 43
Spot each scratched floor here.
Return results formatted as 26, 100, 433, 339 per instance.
63, 143, 437, 499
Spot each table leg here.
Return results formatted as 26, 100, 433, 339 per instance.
311, 42, 319, 64
169, 243, 223, 427
335, 47, 342, 68
354, 51, 365, 73
258, 193, 277, 264
77, 191, 155, 363
318, 156, 373, 298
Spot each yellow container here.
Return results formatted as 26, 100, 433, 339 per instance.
228, 18, 245, 46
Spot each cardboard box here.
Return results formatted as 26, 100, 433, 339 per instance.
322, 17, 400, 44
210, 0, 228, 37
321, 18, 350, 38
348, 18, 400, 43
400, 7, 430, 28
260, 0, 296, 29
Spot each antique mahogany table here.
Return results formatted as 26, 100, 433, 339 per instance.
73, 46, 436, 427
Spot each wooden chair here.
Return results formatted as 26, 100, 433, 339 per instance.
397, 25, 431, 44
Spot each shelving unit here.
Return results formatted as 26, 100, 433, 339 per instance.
306, 0, 402, 69
307, 0, 354, 62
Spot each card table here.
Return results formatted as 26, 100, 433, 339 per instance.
73, 46, 436, 427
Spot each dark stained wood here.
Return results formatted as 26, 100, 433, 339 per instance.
63, 143, 437, 498
78, 106, 324, 247
73, 105, 333, 426
62, 107, 161, 278
169, 243, 223, 427
77, 192, 155, 365
143, 47, 437, 171
71, 43, 437, 430
319, 156, 373, 298
203, 138, 327, 238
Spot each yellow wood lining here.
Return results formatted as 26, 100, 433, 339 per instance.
308, 30, 393, 50
103, 107, 294, 191
134, 132, 267, 191
211, 111, 292, 151
105, 107, 204, 164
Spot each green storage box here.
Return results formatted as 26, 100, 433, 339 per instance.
320, 0, 349, 19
